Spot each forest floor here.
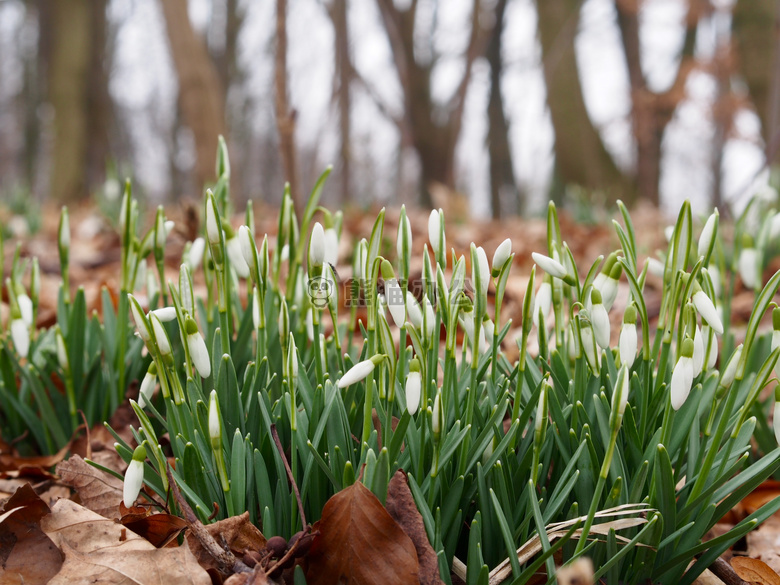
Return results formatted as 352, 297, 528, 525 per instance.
2, 200, 780, 585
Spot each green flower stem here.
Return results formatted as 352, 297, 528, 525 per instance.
312, 310, 324, 382
117, 291, 129, 405
63, 369, 78, 430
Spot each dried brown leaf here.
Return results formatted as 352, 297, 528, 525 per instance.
731, 557, 780, 585
121, 512, 188, 548
40, 498, 211, 585
56, 454, 123, 519
186, 511, 266, 571
386, 470, 444, 585
305, 480, 419, 585
0, 483, 63, 583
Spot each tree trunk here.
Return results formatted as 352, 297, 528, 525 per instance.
536, 0, 631, 205
615, 0, 699, 207
160, 0, 226, 195
274, 0, 302, 212
48, 0, 92, 201
332, 0, 352, 204
86, 0, 112, 190
486, 0, 519, 217
733, 0, 778, 162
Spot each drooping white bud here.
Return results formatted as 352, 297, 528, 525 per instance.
324, 227, 339, 266
206, 196, 220, 244
185, 317, 211, 378
337, 354, 385, 388
128, 294, 151, 342
532, 252, 568, 280
123, 445, 146, 508
738, 246, 761, 291
692, 290, 724, 335
11, 319, 29, 359
428, 209, 444, 256
188, 237, 206, 270
406, 361, 422, 416
150, 313, 171, 356
697, 210, 718, 260
17, 294, 33, 327
590, 289, 611, 350
619, 305, 638, 369
209, 390, 222, 449
139, 362, 157, 409
152, 307, 177, 322
405, 291, 423, 329
226, 235, 250, 278
692, 325, 704, 377
671, 338, 695, 410
56, 328, 69, 371
492, 238, 512, 276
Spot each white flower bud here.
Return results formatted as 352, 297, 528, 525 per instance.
698, 211, 718, 259
11, 319, 29, 359
671, 339, 695, 410
309, 222, 326, 268
473, 246, 490, 297
206, 196, 220, 244
720, 345, 742, 390
619, 322, 637, 369
128, 294, 151, 342
56, 328, 69, 371
533, 281, 552, 332
397, 210, 412, 265
692, 325, 704, 377
338, 355, 384, 388
647, 257, 665, 278
239, 226, 256, 270
226, 236, 250, 278
209, 390, 222, 448
432, 389, 443, 439
123, 445, 146, 508
152, 307, 177, 322
739, 247, 761, 291
324, 227, 339, 266
405, 291, 423, 329
150, 314, 171, 356
692, 290, 724, 335
492, 238, 512, 276
139, 363, 157, 409
185, 317, 210, 378
17, 294, 33, 327
385, 279, 406, 327
188, 237, 206, 270
406, 371, 421, 416
590, 290, 611, 350
774, 402, 780, 445
532, 252, 568, 280
428, 209, 445, 256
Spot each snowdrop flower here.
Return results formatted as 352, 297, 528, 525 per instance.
377, 293, 387, 320
239, 226, 257, 271
11, 318, 29, 359
188, 238, 206, 271
208, 390, 222, 449
619, 305, 638, 369
692, 287, 723, 335
406, 358, 421, 416
492, 238, 512, 277
287, 333, 299, 384
150, 313, 171, 356
309, 222, 326, 268
533, 280, 552, 332
482, 315, 495, 344
405, 291, 423, 329
133, 258, 146, 292
671, 338, 695, 410
720, 345, 742, 391
139, 362, 157, 409
692, 325, 704, 377
770, 213, 780, 242
381, 259, 405, 326
123, 445, 146, 508
205, 194, 221, 245
698, 210, 718, 260
647, 257, 665, 278
472, 245, 490, 297
536, 378, 551, 433
128, 294, 151, 342
185, 316, 211, 378
432, 389, 443, 442
154, 208, 167, 252
738, 235, 761, 290
614, 365, 630, 419
152, 307, 177, 322
337, 354, 386, 388
354, 240, 368, 283
324, 227, 339, 266
226, 234, 250, 278
600, 263, 621, 312
532, 252, 568, 280
17, 293, 33, 327
179, 265, 194, 314
428, 209, 445, 257
59, 207, 70, 262
56, 327, 69, 371
590, 289, 611, 350
422, 297, 436, 342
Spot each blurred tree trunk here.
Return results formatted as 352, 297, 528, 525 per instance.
733, 0, 780, 163
275, 0, 302, 212
161, 0, 226, 194
536, 0, 632, 206
376, 0, 486, 207
48, 0, 92, 201
486, 0, 519, 217
86, 0, 113, 190
615, 0, 699, 206
331, 0, 352, 204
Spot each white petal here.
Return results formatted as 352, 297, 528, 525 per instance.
188, 238, 205, 270
206, 199, 220, 243
671, 358, 692, 410
139, 373, 156, 409
600, 277, 618, 312
239, 226, 256, 269
17, 295, 33, 326
123, 459, 145, 508
227, 237, 250, 278
150, 315, 171, 355
338, 359, 376, 388
739, 248, 761, 290
531, 252, 568, 280
309, 223, 326, 267
152, 307, 177, 322
188, 333, 211, 378
428, 210, 441, 255
11, 319, 29, 358
592, 304, 611, 349
697, 212, 718, 259
492, 238, 512, 273
324, 228, 339, 266
692, 291, 723, 335
386, 279, 406, 326
406, 291, 423, 328
209, 391, 221, 442
406, 371, 421, 415
619, 323, 637, 369
774, 402, 780, 445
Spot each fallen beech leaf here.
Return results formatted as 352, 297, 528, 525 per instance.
121, 512, 188, 548
731, 557, 780, 585
0, 483, 63, 583
57, 454, 124, 519
0, 438, 72, 473
186, 511, 266, 571
41, 498, 211, 585
386, 470, 444, 585
306, 480, 419, 585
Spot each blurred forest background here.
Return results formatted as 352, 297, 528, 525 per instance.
0, 0, 778, 220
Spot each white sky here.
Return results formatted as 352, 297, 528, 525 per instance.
0, 0, 770, 218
